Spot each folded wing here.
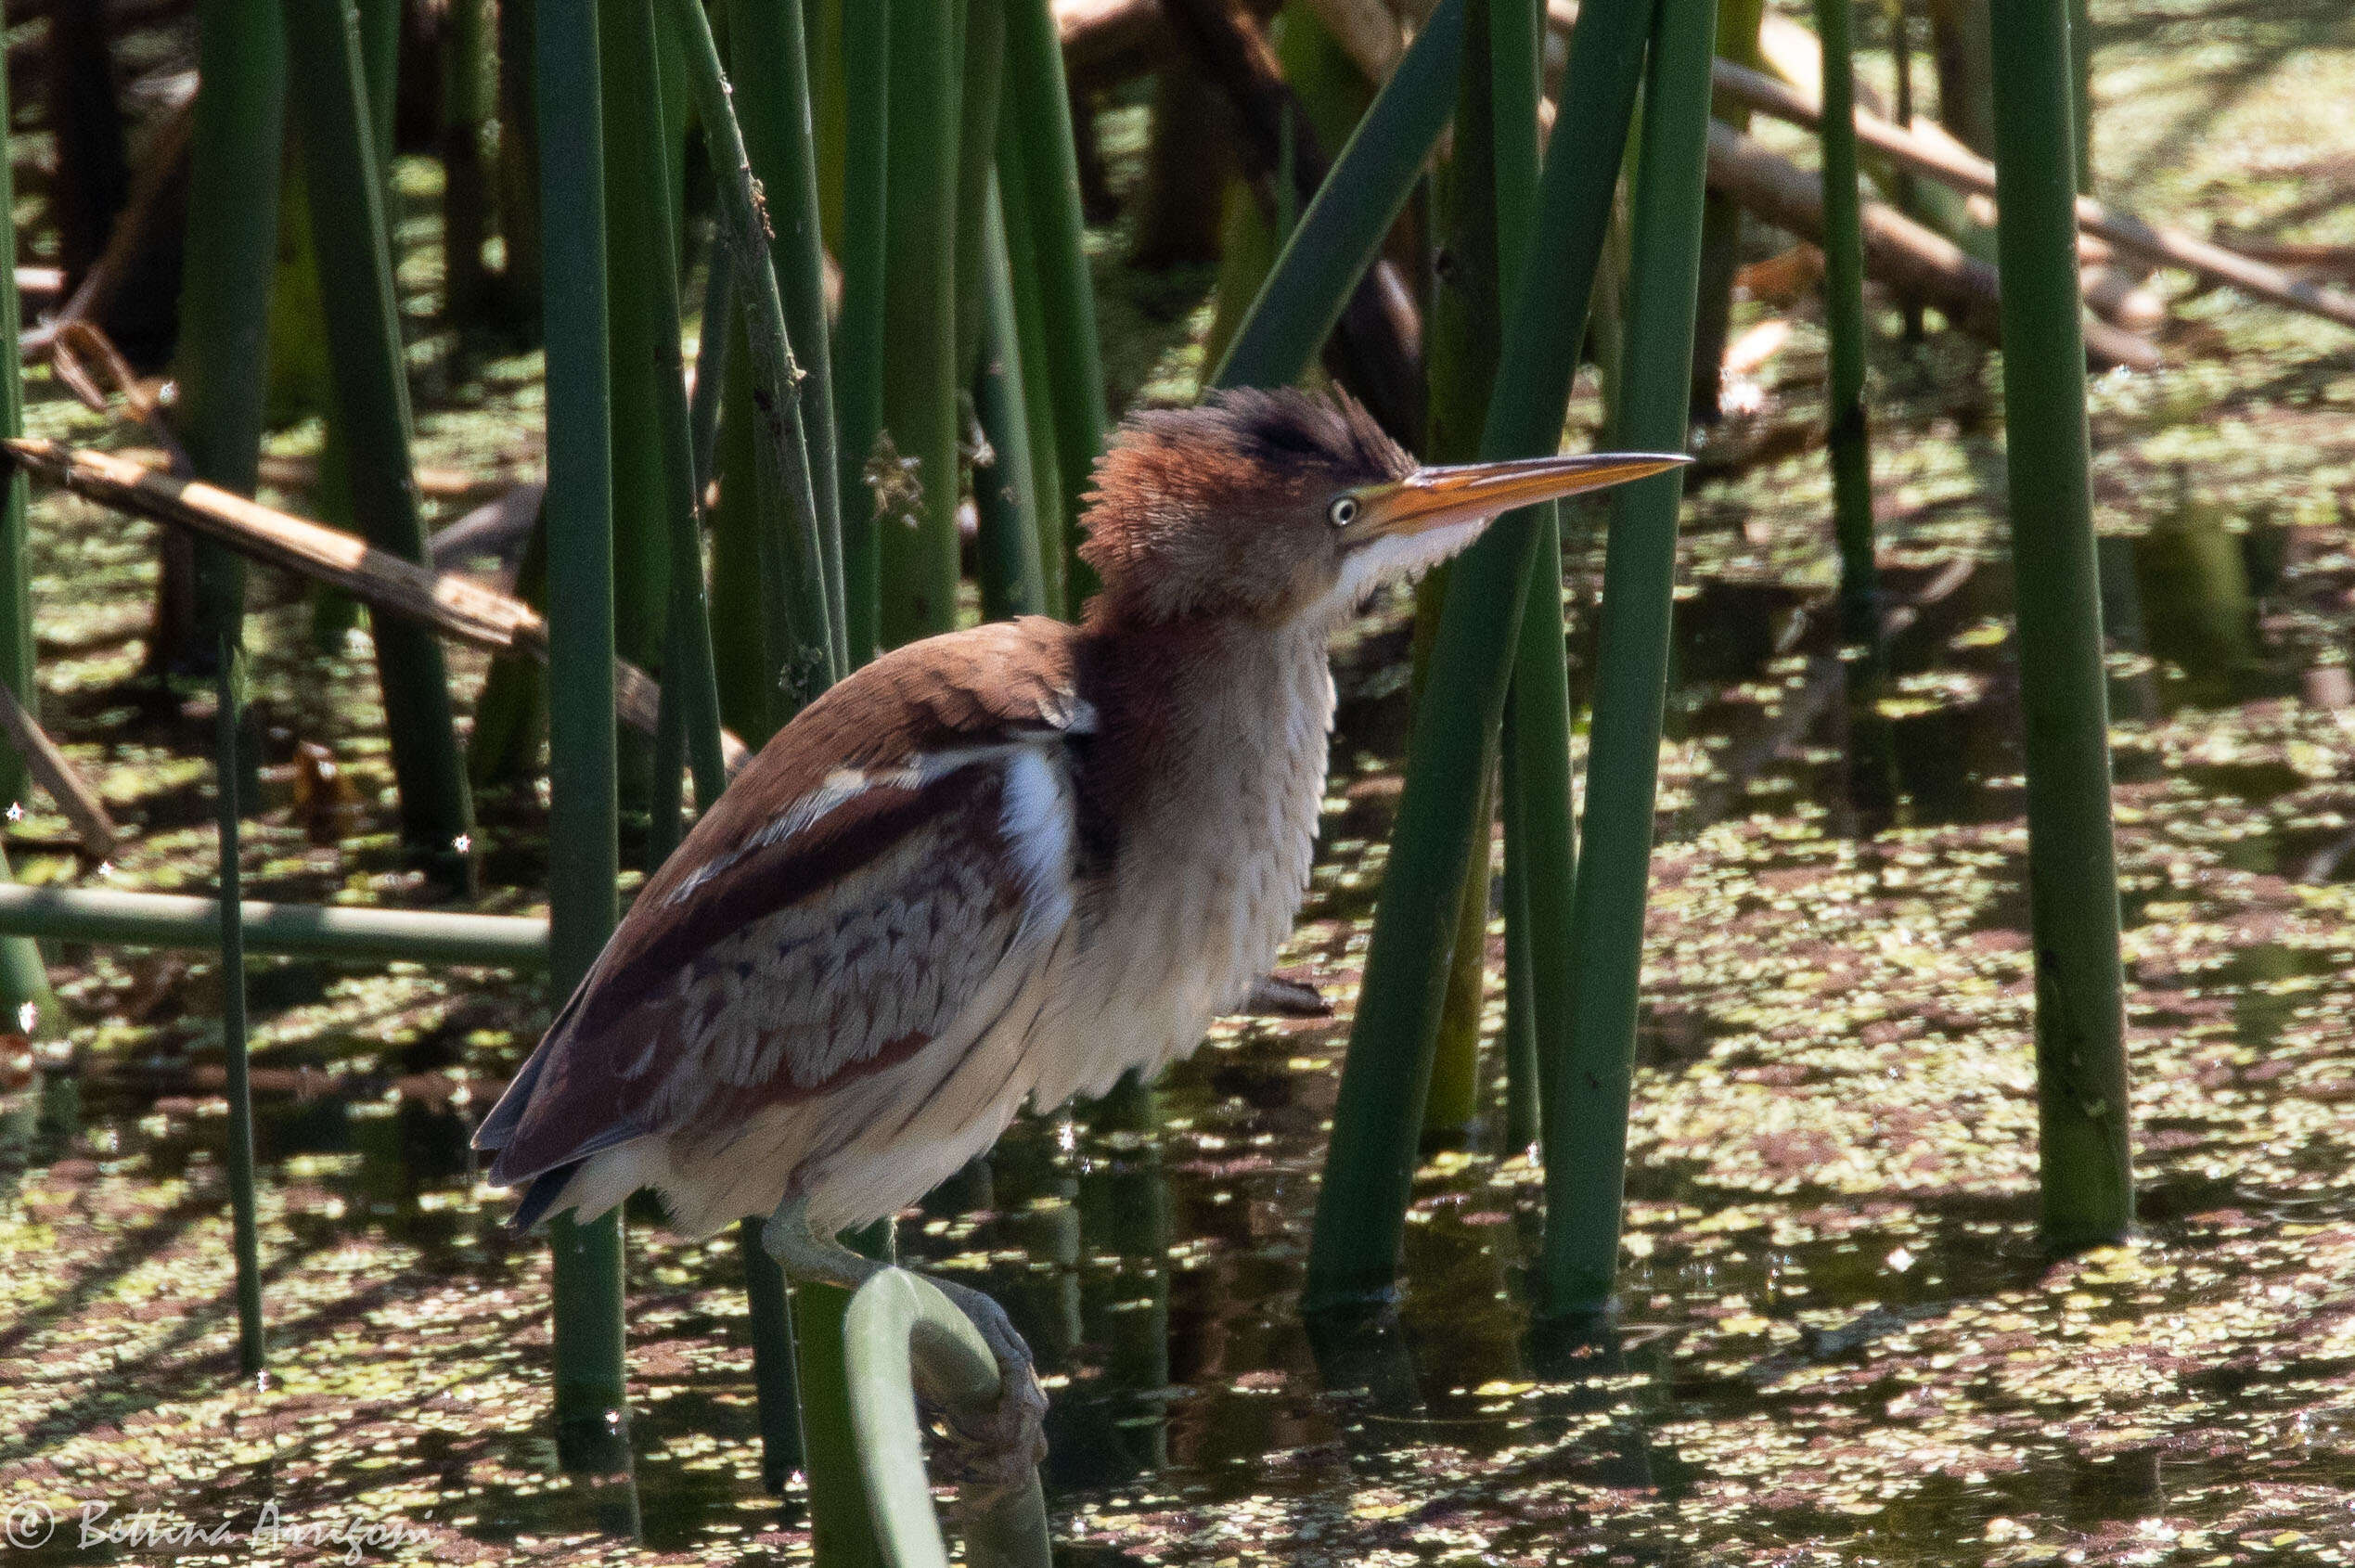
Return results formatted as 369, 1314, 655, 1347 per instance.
475, 618, 1092, 1206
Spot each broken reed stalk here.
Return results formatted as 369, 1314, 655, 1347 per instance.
0, 881, 548, 967
534, 0, 630, 1474
1699, 120, 2159, 371
729, 0, 846, 674
214, 638, 264, 1376
657, 0, 839, 718
1002, 0, 1109, 606
1812, 0, 1879, 646
0, 680, 116, 858
1541, 0, 1722, 1319
1705, 58, 2355, 333
1304, 0, 1655, 1314
0, 440, 750, 775
873, 0, 963, 649
283, 0, 476, 891
1983, 0, 2132, 1248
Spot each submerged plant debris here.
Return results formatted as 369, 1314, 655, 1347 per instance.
3, 0, 2355, 1562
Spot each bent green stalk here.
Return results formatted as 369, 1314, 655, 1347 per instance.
1815, 0, 1879, 647
536, 0, 630, 1472
1542, 0, 1721, 1318
1303, 0, 1654, 1314
1986, 0, 2131, 1249
284, 0, 475, 891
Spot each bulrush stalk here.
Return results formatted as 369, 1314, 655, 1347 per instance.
974, 177, 1051, 621
658, 0, 840, 715
1815, 0, 1881, 646
1305, 0, 1656, 1314
1986, 0, 2133, 1249
831, 0, 890, 657
1542, 0, 1723, 1318
874, 0, 963, 647
284, 0, 476, 892
1000, 0, 1107, 604
730, 0, 847, 673
534, 0, 629, 1473
174, 0, 289, 1380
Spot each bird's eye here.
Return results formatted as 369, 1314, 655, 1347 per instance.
1328, 495, 1359, 529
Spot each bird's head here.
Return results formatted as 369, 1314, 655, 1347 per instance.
1076, 386, 1686, 629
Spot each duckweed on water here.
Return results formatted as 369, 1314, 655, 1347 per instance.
4, 0, 2355, 1561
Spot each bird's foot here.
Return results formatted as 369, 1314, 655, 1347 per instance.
917, 1276, 1049, 1510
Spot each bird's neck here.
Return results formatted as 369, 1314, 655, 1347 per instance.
1079, 613, 1335, 824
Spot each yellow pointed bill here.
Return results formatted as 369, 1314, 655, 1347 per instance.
1355, 451, 1691, 540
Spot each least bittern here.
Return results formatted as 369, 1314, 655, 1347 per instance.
477, 387, 1683, 1486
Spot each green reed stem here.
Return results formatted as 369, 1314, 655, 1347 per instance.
1498, 710, 1541, 1151
176, 0, 286, 650
213, 641, 264, 1376
1986, 0, 2131, 1249
659, 0, 839, 715
1415, 0, 1504, 1147
955, 0, 1008, 386
874, 0, 963, 648
690, 246, 731, 498
729, 0, 846, 673
442, 0, 495, 333
536, 0, 631, 1472
355, 0, 398, 174
1213, 0, 1464, 394
1541, 0, 1720, 1319
994, 132, 1067, 617
178, 0, 285, 1379
831, 0, 890, 658
1000, 0, 1105, 605
1815, 0, 1880, 647
1492, 0, 1584, 1177
1303, 0, 1654, 1314
740, 1217, 805, 1492
974, 177, 1050, 621
285, 0, 475, 892
599, 0, 679, 739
